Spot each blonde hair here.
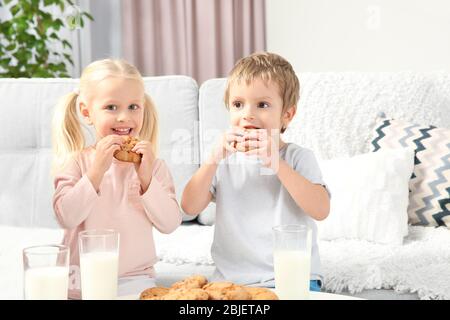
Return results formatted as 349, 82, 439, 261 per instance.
224, 52, 300, 133
52, 59, 159, 174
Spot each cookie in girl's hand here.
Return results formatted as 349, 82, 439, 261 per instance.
113, 136, 142, 163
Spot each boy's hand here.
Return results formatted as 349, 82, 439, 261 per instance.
210, 127, 246, 163
242, 129, 280, 170
132, 140, 156, 194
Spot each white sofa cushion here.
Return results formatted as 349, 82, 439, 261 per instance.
316, 148, 415, 245
0, 76, 199, 227
197, 79, 230, 225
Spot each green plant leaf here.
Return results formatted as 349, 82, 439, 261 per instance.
49, 32, 59, 40
1, 0, 94, 78
63, 53, 74, 66
82, 12, 94, 21
54, 18, 64, 31
62, 39, 72, 49
10, 4, 20, 16
5, 43, 16, 51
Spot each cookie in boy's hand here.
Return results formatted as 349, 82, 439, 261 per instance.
234, 129, 258, 152
113, 136, 142, 163
234, 140, 251, 152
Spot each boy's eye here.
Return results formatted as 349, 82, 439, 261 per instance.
129, 104, 140, 110
105, 104, 118, 111
258, 102, 270, 108
232, 101, 243, 109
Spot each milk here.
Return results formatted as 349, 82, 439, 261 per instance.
274, 250, 311, 300
24, 266, 69, 300
80, 251, 119, 300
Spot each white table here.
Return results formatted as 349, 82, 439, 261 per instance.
118, 291, 364, 300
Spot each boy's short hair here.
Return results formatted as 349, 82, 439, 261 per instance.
224, 52, 300, 123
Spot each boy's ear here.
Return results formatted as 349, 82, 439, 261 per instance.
283, 105, 297, 124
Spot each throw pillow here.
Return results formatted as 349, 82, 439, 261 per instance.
370, 118, 450, 227
317, 147, 415, 245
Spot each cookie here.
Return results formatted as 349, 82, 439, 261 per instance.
233, 129, 259, 152
235, 141, 251, 152
161, 288, 209, 300
113, 136, 142, 163
244, 287, 279, 300
203, 282, 251, 300
139, 287, 170, 300
171, 275, 208, 290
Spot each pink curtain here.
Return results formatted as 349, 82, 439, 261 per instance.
122, 0, 266, 85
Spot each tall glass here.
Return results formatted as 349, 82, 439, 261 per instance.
23, 245, 69, 300
273, 224, 312, 300
78, 229, 120, 300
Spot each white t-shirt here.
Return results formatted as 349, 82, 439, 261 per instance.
209, 143, 329, 286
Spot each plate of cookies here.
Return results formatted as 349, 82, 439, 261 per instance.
137, 275, 279, 300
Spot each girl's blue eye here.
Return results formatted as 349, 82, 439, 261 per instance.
106, 104, 117, 111
129, 104, 140, 110
258, 102, 269, 108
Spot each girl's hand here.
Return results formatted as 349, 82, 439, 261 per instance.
242, 129, 280, 170
93, 135, 126, 174
209, 127, 246, 163
132, 140, 156, 194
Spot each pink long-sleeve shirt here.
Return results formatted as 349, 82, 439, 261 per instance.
53, 146, 182, 289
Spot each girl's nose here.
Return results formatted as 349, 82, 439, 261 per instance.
117, 112, 129, 122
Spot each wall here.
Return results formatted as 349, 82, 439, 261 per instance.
266, 0, 450, 72
72, 0, 122, 77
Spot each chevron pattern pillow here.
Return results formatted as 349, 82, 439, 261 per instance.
370, 118, 450, 227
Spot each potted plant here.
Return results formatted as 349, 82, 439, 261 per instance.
0, 0, 93, 77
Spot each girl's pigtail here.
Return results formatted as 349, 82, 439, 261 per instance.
51, 92, 85, 175
141, 94, 159, 157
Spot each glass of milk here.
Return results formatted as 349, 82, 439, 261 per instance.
78, 229, 119, 300
22, 244, 70, 300
273, 224, 312, 300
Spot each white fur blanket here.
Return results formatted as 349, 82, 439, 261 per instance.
1, 224, 449, 299
319, 226, 450, 299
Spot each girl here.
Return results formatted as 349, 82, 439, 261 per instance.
52, 59, 182, 299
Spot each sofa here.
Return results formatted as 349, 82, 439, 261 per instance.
1, 73, 449, 300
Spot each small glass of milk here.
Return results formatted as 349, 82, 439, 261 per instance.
23, 244, 70, 300
273, 224, 312, 300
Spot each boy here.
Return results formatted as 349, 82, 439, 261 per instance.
181, 52, 330, 291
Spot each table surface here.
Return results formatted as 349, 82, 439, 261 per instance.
118, 290, 364, 300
